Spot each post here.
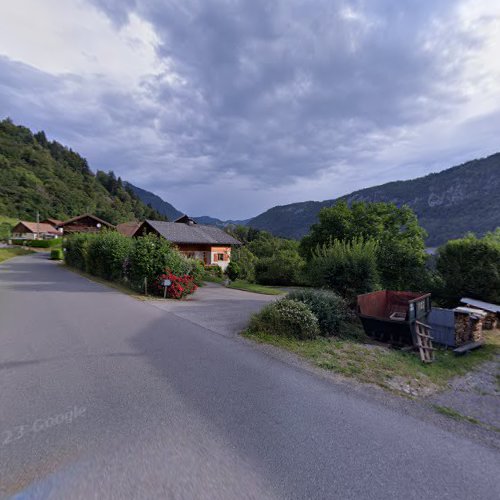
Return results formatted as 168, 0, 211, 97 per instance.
36, 211, 40, 240
163, 285, 167, 299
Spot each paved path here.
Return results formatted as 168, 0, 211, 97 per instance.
0, 254, 499, 499
148, 282, 278, 337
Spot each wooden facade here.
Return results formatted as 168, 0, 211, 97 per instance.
60, 214, 115, 235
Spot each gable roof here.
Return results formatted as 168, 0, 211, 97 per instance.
135, 220, 241, 245
13, 221, 60, 234
461, 297, 500, 313
116, 221, 141, 237
41, 218, 63, 226
59, 214, 115, 228
174, 214, 197, 224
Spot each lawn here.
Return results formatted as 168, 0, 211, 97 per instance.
243, 326, 500, 396
227, 279, 285, 295
0, 247, 34, 263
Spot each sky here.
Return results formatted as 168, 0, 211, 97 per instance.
0, 0, 499, 219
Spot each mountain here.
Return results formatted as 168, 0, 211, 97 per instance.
248, 153, 500, 246
194, 215, 250, 227
0, 119, 165, 224
126, 183, 183, 221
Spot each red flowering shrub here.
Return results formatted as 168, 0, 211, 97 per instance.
154, 270, 198, 299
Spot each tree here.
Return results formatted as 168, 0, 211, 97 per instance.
307, 237, 379, 304
300, 201, 427, 290
436, 234, 500, 306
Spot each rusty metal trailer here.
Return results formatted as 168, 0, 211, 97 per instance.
357, 290, 432, 346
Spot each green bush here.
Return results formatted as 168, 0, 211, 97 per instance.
204, 264, 224, 279
185, 258, 205, 286
307, 237, 379, 304
128, 233, 188, 290
50, 248, 64, 260
229, 247, 256, 281
85, 230, 133, 281
12, 238, 61, 248
249, 298, 320, 340
255, 249, 305, 286
288, 289, 350, 336
436, 233, 500, 306
226, 261, 241, 281
64, 233, 93, 270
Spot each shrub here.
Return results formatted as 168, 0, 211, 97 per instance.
50, 248, 64, 260
307, 237, 379, 304
64, 233, 93, 270
249, 298, 320, 340
255, 249, 305, 286
436, 234, 500, 306
85, 230, 133, 281
229, 247, 256, 282
154, 271, 198, 299
12, 238, 61, 248
128, 233, 188, 290
185, 258, 205, 286
204, 264, 223, 279
226, 261, 240, 281
288, 289, 350, 336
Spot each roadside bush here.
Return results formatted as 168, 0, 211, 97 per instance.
154, 271, 198, 299
204, 264, 224, 279
288, 289, 350, 336
308, 237, 379, 304
85, 230, 133, 281
64, 233, 93, 271
229, 247, 256, 282
128, 233, 187, 290
50, 248, 64, 260
248, 298, 320, 340
226, 261, 241, 281
12, 238, 61, 248
185, 258, 205, 286
255, 249, 305, 286
436, 234, 500, 306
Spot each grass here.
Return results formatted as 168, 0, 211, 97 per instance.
0, 247, 34, 263
243, 325, 500, 395
431, 405, 481, 425
227, 279, 285, 295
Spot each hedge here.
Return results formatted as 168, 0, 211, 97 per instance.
50, 248, 64, 260
12, 238, 61, 248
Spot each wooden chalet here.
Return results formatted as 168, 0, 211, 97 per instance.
132, 216, 241, 269
59, 214, 115, 235
11, 221, 61, 240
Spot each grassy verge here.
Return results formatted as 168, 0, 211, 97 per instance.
227, 280, 285, 295
243, 326, 500, 396
0, 247, 34, 263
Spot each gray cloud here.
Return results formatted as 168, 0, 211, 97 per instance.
1, 1, 499, 218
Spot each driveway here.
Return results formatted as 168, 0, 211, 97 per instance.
148, 282, 278, 337
0, 253, 499, 499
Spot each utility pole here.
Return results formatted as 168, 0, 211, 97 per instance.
36, 211, 40, 240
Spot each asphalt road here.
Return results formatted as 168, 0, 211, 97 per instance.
0, 254, 499, 499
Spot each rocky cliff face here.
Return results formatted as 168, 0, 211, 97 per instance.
249, 153, 500, 245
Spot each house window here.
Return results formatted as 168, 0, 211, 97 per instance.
217, 253, 225, 261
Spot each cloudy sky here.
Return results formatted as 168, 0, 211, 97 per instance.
1, 0, 499, 219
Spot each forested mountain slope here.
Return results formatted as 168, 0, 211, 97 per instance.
0, 119, 164, 224
249, 154, 500, 245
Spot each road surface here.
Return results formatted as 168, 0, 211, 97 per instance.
0, 254, 499, 499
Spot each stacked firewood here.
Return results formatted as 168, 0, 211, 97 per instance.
483, 312, 498, 330
454, 312, 484, 345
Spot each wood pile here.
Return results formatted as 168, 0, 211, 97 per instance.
454, 307, 487, 346
483, 312, 498, 330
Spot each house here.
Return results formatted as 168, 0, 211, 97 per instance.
11, 221, 61, 240
116, 221, 141, 237
41, 218, 63, 228
59, 214, 115, 235
132, 216, 241, 270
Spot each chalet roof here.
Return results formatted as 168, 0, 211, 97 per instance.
116, 221, 141, 237
13, 221, 60, 235
41, 218, 63, 226
461, 297, 500, 313
136, 220, 241, 245
59, 214, 115, 228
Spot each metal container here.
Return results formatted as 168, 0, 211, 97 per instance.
357, 290, 432, 345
